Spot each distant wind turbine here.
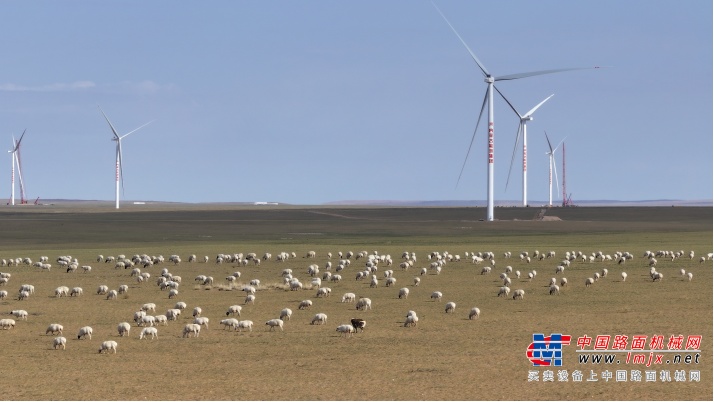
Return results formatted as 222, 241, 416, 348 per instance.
502, 94, 554, 207
8, 130, 26, 206
544, 131, 565, 207
98, 106, 154, 209
434, 1, 599, 220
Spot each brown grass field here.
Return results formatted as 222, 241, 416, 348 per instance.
0, 204, 711, 400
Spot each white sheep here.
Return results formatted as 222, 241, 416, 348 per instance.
70, 287, 83, 297
385, 277, 397, 287
244, 294, 256, 304
398, 287, 409, 299
11, 309, 28, 320
621, 272, 627, 282
182, 323, 201, 338
265, 318, 284, 331
585, 278, 594, 287
687, 272, 693, 281
355, 297, 372, 311
404, 311, 418, 327
77, 326, 93, 340
237, 320, 253, 332
117, 322, 131, 337
280, 308, 293, 321
335, 324, 355, 338
445, 301, 456, 313
166, 309, 182, 321
549, 285, 560, 295
139, 315, 156, 327
168, 289, 179, 299
497, 286, 510, 298
0, 318, 16, 329
341, 293, 356, 303
106, 290, 118, 300
194, 317, 210, 329
560, 278, 568, 287
311, 313, 328, 325
430, 291, 443, 301
221, 318, 240, 330
99, 340, 118, 353
96, 285, 109, 295
46, 323, 63, 335
192, 307, 202, 318
0, 290, 7, 299
413, 277, 420, 287
512, 289, 526, 300
17, 290, 30, 300
298, 299, 313, 310
142, 303, 156, 312
316, 287, 331, 298
226, 305, 242, 316
468, 307, 481, 320
53, 336, 67, 350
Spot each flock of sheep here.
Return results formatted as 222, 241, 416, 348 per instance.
0, 247, 710, 353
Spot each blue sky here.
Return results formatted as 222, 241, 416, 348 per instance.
1, 0, 711, 205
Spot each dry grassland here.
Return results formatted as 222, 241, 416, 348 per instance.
0, 205, 710, 400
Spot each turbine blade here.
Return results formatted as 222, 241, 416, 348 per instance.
98, 105, 120, 139
505, 123, 523, 191
524, 94, 554, 117
118, 141, 125, 194
494, 85, 522, 118
496, 67, 600, 81
15, 129, 26, 150
432, 1, 489, 77
456, 89, 488, 189
120, 119, 155, 140
544, 131, 554, 153
553, 136, 567, 152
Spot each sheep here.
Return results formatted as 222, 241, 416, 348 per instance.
280, 308, 293, 321
46, 323, 64, 335
621, 272, 627, 281
141, 303, 157, 312
601, 268, 608, 277
420, 267, 427, 276
335, 324, 356, 338
106, 290, 118, 300
77, 326, 93, 340
194, 317, 210, 329
182, 323, 201, 338
316, 287, 331, 298
11, 310, 28, 320
512, 289, 526, 300
481, 267, 492, 275
398, 287, 409, 299
166, 309, 182, 321
445, 301, 456, 313
404, 311, 418, 327
385, 277, 397, 287
98, 340, 118, 354
154, 315, 168, 326
237, 320, 253, 332
18, 290, 30, 300
168, 289, 179, 299
497, 286, 510, 298
265, 318, 284, 331
652, 272, 664, 282
355, 297, 372, 311
560, 278, 568, 287
549, 285, 560, 295
115, 322, 130, 337
289, 280, 303, 291
0, 290, 7, 299
192, 307, 202, 318
413, 277, 420, 287
687, 272, 693, 281
341, 293, 356, 303
221, 318, 239, 330
549, 277, 557, 287
226, 305, 242, 316
54, 286, 68, 298
298, 299, 313, 310
350, 318, 366, 332
139, 316, 156, 327
0, 318, 16, 329
430, 291, 443, 301
311, 313, 328, 325
585, 278, 594, 287
244, 294, 256, 305
53, 336, 67, 350
330, 274, 342, 283
468, 307, 481, 320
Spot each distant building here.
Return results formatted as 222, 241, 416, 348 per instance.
254, 202, 278, 205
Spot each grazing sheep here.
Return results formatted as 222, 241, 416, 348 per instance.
244, 294, 256, 305
430, 291, 443, 301
265, 318, 284, 331
497, 286, 511, 298
99, 340, 118, 354
139, 316, 156, 327
221, 318, 240, 330
585, 278, 594, 287
46, 323, 63, 335
154, 315, 168, 326
480, 266, 492, 275
335, 324, 356, 338
468, 307, 481, 320
106, 290, 118, 300
280, 308, 293, 321
168, 289, 179, 299
549, 285, 560, 295
311, 313, 328, 325
316, 287, 331, 298
194, 317, 210, 329
652, 272, 664, 282
0, 318, 16, 329
11, 310, 28, 320
18, 290, 30, 300
237, 320, 253, 332
0, 290, 7, 299
226, 305, 242, 316
445, 301, 456, 313
687, 272, 693, 281
512, 289, 526, 300
174, 302, 187, 310
413, 277, 420, 286
341, 293, 356, 303
53, 336, 67, 350
350, 318, 366, 332
298, 299, 313, 310
398, 287, 409, 299
192, 307, 202, 318
385, 277, 397, 287
77, 326, 93, 340
182, 323, 201, 338
404, 311, 418, 327
621, 272, 627, 282
601, 268, 608, 277
355, 297, 372, 311
560, 278, 568, 287
117, 322, 131, 337
141, 303, 156, 312
166, 309, 182, 321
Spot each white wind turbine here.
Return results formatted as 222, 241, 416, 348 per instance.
434, 2, 599, 220
98, 106, 154, 209
544, 131, 565, 207
503, 94, 554, 207
8, 130, 26, 206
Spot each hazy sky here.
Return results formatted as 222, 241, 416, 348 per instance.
1, 1, 711, 205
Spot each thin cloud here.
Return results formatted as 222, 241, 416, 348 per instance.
0, 81, 96, 92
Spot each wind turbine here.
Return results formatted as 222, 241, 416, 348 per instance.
503, 94, 554, 207
8, 130, 26, 206
98, 106, 153, 209
544, 131, 565, 207
434, 2, 599, 221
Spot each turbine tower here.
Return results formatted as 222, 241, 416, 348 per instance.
8, 130, 26, 206
434, 2, 598, 221
544, 131, 565, 207
98, 106, 153, 209
503, 94, 554, 207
